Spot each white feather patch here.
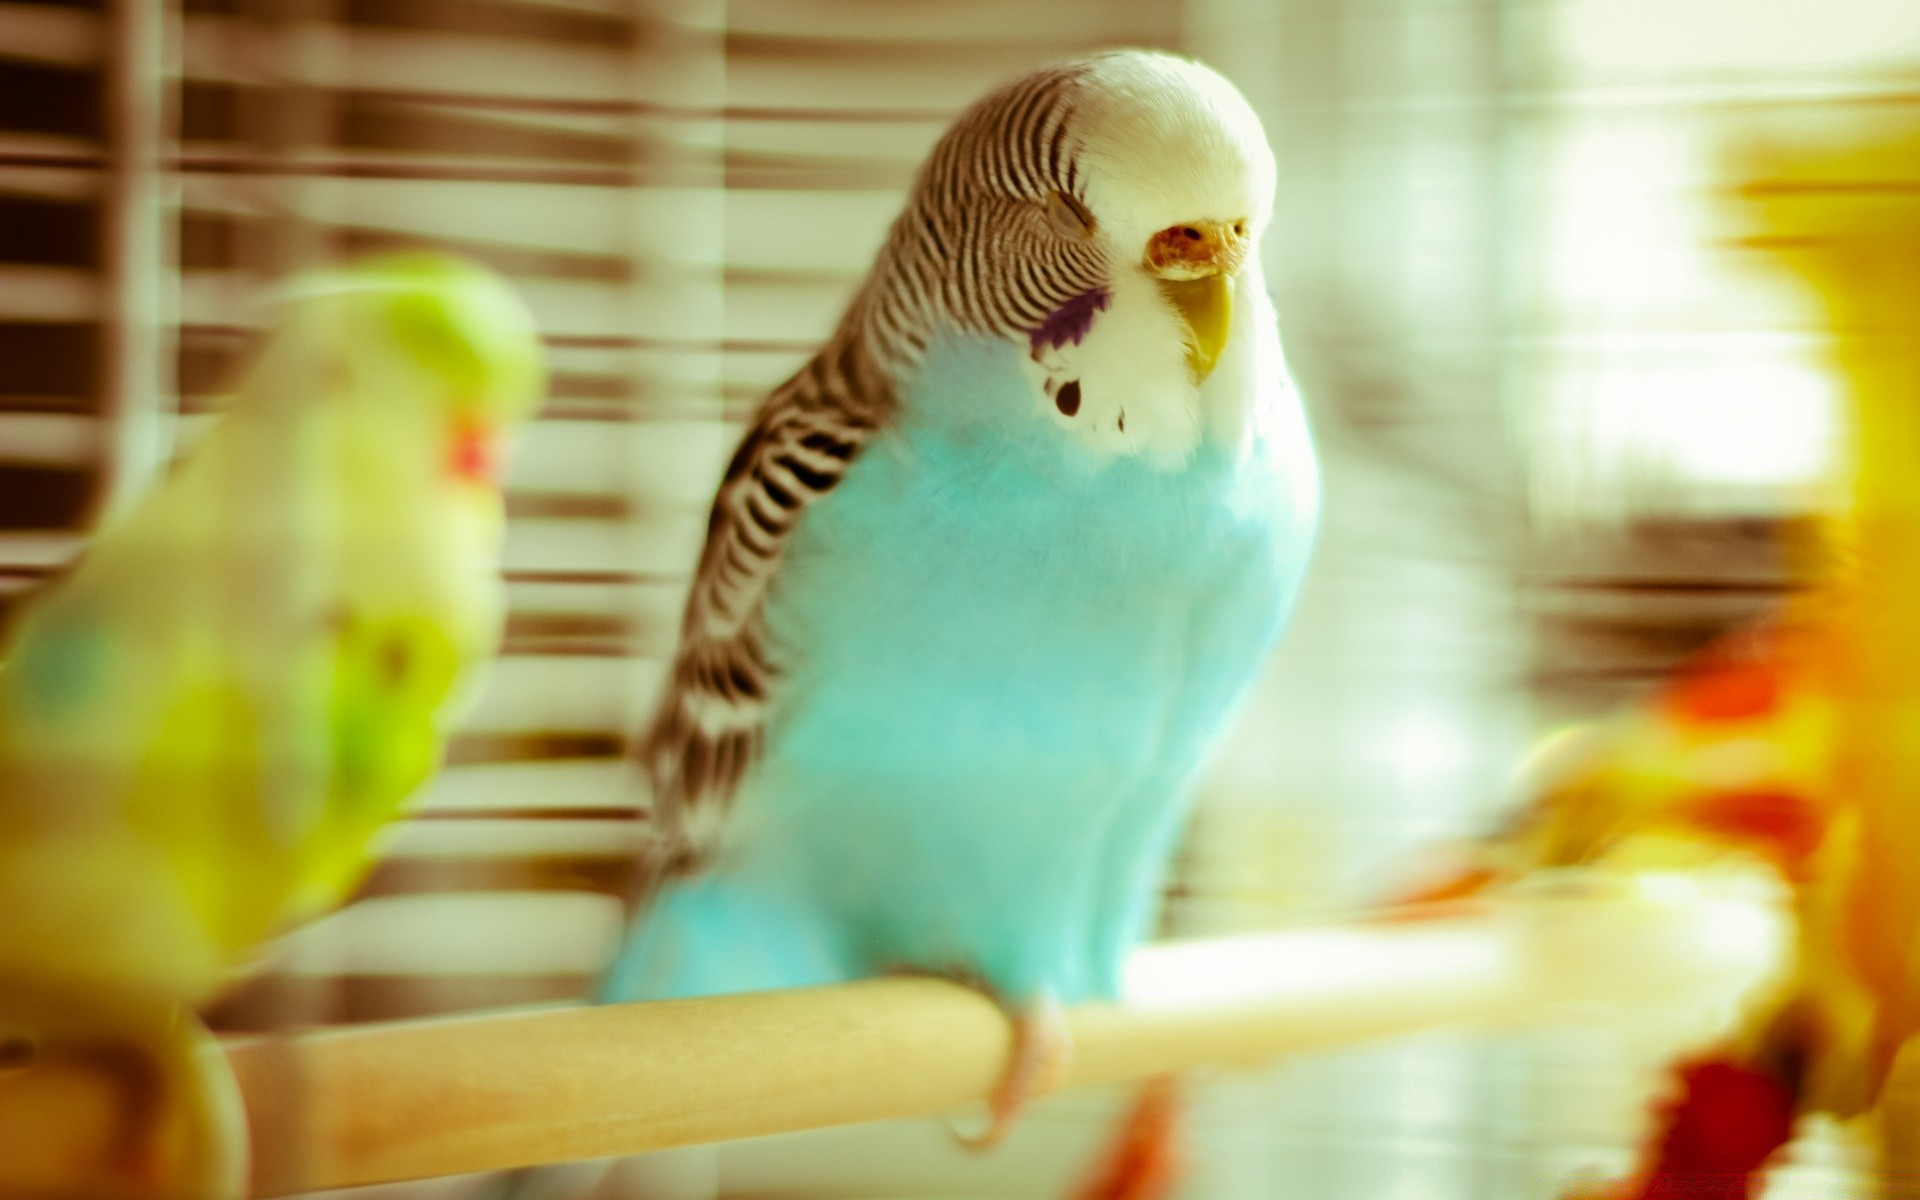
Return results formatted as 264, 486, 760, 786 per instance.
1025, 266, 1202, 469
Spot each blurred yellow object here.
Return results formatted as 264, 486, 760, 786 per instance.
1415, 128, 1920, 1197
1752, 127, 1920, 1188
0, 254, 544, 1197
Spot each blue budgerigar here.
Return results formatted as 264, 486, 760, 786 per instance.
615, 46, 1318, 1159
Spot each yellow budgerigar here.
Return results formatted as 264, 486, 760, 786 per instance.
0, 253, 544, 1197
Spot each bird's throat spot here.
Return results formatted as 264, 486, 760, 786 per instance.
1056, 379, 1082, 418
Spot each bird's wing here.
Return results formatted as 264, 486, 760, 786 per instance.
633, 360, 886, 875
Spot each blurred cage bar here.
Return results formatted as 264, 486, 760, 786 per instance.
2, 0, 1916, 1197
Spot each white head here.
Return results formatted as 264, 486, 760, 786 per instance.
1073, 52, 1276, 276
875, 50, 1283, 467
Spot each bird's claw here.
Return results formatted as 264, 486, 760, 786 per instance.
951, 992, 1072, 1152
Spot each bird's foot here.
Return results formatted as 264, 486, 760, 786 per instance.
0, 993, 245, 1200
106, 1009, 246, 1200
951, 992, 1072, 1152
1066, 1074, 1184, 1200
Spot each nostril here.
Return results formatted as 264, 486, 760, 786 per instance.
1181, 227, 1201, 241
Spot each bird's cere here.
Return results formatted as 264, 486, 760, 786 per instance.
1144, 221, 1249, 281
448, 417, 502, 482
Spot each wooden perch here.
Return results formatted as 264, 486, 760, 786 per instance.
222, 876, 1785, 1194
0, 878, 1787, 1196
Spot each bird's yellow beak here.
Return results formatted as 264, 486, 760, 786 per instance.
1146, 219, 1248, 383
1157, 274, 1233, 384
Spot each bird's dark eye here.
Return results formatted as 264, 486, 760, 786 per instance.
1046, 191, 1097, 241
1181, 227, 1201, 241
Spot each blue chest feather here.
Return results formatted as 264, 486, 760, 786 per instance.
606, 335, 1318, 1005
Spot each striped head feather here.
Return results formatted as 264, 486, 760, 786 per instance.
853, 48, 1279, 466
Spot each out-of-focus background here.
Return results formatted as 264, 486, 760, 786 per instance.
0, 0, 1903, 1196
